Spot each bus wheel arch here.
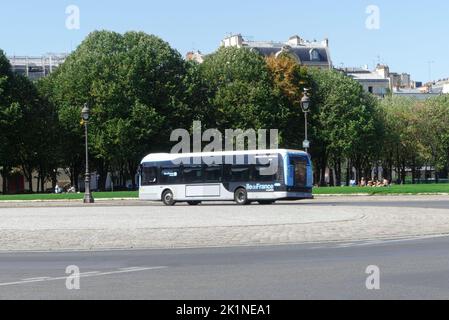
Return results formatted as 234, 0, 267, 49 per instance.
162, 189, 176, 206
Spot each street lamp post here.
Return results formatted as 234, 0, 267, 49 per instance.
301, 89, 311, 154
81, 103, 95, 204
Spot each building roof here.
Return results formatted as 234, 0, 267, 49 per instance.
249, 47, 330, 65
221, 34, 332, 67
347, 72, 389, 82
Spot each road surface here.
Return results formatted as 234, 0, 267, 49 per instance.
0, 197, 448, 300
1, 236, 449, 300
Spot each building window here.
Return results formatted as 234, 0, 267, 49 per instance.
310, 49, 321, 61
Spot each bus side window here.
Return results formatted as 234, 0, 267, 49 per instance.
204, 165, 222, 183
230, 166, 251, 182
254, 165, 276, 182
223, 165, 232, 182
142, 167, 158, 186
160, 168, 181, 184
254, 156, 281, 182
183, 165, 203, 183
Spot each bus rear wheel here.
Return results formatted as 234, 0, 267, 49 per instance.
235, 188, 250, 205
162, 190, 176, 206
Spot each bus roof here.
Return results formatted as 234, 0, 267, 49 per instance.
141, 149, 308, 163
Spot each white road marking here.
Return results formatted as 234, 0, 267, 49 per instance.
119, 267, 149, 271
22, 277, 52, 281
0, 266, 167, 287
332, 235, 447, 249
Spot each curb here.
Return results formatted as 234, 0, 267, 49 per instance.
0, 198, 138, 204
0, 194, 448, 204
315, 193, 449, 197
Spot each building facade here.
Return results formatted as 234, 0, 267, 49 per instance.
343, 67, 391, 98
8, 54, 67, 80
432, 79, 449, 94
185, 51, 205, 64
343, 64, 417, 98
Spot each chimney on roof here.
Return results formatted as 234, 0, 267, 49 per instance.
221, 34, 244, 48
375, 64, 390, 78
287, 35, 303, 46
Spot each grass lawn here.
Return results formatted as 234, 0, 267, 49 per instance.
313, 184, 449, 195
0, 184, 448, 201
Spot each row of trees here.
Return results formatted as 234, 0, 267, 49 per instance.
0, 51, 59, 193
1, 30, 448, 193
380, 95, 449, 184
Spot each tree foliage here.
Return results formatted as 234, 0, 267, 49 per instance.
47, 30, 194, 189
308, 68, 384, 185
199, 47, 285, 132
2, 31, 449, 193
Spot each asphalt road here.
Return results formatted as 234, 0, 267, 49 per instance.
311, 199, 449, 209
1, 235, 449, 300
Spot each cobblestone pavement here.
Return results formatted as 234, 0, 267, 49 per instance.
0, 196, 448, 251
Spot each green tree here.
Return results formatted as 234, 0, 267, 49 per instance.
265, 55, 310, 148
308, 69, 384, 186
200, 47, 286, 134
0, 51, 18, 193
418, 96, 449, 182
10, 75, 59, 192
48, 30, 193, 190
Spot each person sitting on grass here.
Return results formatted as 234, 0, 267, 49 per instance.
360, 178, 367, 187
55, 183, 63, 194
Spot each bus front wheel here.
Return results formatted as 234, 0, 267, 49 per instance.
162, 190, 176, 206
235, 188, 250, 205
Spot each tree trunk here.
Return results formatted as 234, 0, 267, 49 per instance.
401, 162, 406, 185
356, 167, 362, 185
329, 168, 335, 187
23, 165, 34, 193
320, 158, 327, 187
96, 160, 109, 191
128, 161, 138, 190
40, 175, 45, 193
36, 175, 41, 193
51, 170, 57, 191
346, 159, 351, 187
334, 160, 341, 187
74, 166, 80, 190
1, 166, 7, 195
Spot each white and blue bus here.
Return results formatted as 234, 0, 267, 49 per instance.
138, 149, 313, 206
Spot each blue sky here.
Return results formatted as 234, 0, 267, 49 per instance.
1, 0, 448, 82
